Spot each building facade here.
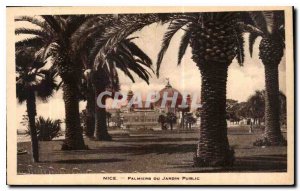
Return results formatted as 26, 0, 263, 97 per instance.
108, 80, 191, 130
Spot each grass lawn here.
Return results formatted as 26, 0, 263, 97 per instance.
17, 126, 287, 174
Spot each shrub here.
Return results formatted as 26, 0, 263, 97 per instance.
26, 116, 62, 141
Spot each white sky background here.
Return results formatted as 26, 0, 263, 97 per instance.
15, 19, 286, 129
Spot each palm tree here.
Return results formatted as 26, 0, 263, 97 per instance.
16, 47, 57, 162
75, 13, 175, 140
79, 78, 96, 138
155, 12, 247, 167
245, 11, 286, 146
90, 38, 154, 141
76, 15, 117, 139
15, 15, 99, 150
15, 13, 171, 146
247, 90, 265, 127
70, 14, 162, 141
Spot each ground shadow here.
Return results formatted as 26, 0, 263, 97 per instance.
115, 137, 198, 143
99, 143, 197, 155
51, 158, 126, 164
173, 154, 287, 172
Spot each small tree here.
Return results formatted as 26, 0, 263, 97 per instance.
106, 112, 112, 128
185, 113, 196, 130
115, 109, 122, 128
226, 99, 240, 124
166, 112, 177, 131
236, 102, 250, 121
247, 90, 265, 127
79, 109, 88, 136
195, 109, 201, 124
158, 114, 167, 130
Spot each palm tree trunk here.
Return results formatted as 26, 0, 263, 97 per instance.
94, 89, 112, 141
61, 81, 86, 150
194, 62, 234, 167
85, 86, 95, 138
262, 64, 286, 145
26, 91, 39, 162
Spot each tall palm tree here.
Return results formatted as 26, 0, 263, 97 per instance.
74, 14, 158, 140
16, 47, 57, 162
245, 11, 286, 146
90, 38, 154, 141
79, 75, 96, 138
75, 15, 118, 139
15, 15, 107, 150
155, 12, 246, 167
64, 13, 176, 140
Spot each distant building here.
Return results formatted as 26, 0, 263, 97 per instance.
108, 80, 191, 130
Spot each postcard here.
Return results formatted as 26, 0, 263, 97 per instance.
7, 6, 294, 185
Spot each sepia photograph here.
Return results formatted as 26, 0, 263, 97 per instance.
6, 6, 294, 185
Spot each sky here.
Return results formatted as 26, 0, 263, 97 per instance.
15, 19, 286, 129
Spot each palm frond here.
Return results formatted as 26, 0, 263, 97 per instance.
156, 19, 190, 76
16, 82, 28, 103
113, 59, 135, 83
107, 65, 120, 92
262, 11, 276, 34
108, 48, 151, 84
215, 12, 238, 22
236, 22, 264, 35
14, 16, 51, 31
248, 32, 259, 57
95, 14, 161, 70
15, 37, 44, 50
36, 69, 58, 101
41, 15, 62, 34
71, 15, 114, 45
234, 30, 245, 65
278, 25, 285, 46
16, 47, 57, 103
123, 39, 153, 69
177, 28, 191, 65
273, 11, 285, 31
34, 42, 59, 61
72, 15, 124, 57
15, 28, 50, 39
53, 15, 66, 31
249, 11, 269, 34
118, 54, 150, 84
64, 15, 94, 40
